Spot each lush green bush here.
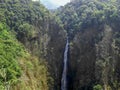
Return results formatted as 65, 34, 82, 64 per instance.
17, 23, 36, 40
11, 56, 51, 90
0, 23, 25, 89
93, 84, 103, 90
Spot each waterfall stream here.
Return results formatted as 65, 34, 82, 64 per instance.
61, 38, 69, 90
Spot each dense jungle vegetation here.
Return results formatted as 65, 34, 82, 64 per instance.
0, 0, 52, 90
0, 0, 120, 90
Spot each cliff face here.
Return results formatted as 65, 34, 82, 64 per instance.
68, 25, 120, 90
0, 0, 66, 90
29, 18, 66, 90
15, 6, 66, 90
69, 27, 98, 90
1, 0, 120, 90
56, 0, 120, 89
23, 17, 66, 90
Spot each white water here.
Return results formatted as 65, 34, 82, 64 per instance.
61, 38, 69, 90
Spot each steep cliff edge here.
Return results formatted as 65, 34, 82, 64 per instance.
68, 25, 120, 90
1, 0, 120, 90
56, 0, 120, 89
0, 0, 66, 90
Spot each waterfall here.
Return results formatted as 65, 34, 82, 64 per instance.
61, 38, 69, 90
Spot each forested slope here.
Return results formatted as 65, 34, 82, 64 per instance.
56, 0, 120, 37
0, 0, 120, 90
56, 0, 120, 90
0, 0, 66, 90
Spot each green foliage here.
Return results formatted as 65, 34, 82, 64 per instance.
0, 22, 51, 90
0, 0, 50, 41
111, 32, 120, 63
0, 23, 25, 89
93, 84, 103, 90
17, 23, 36, 40
11, 56, 51, 90
0, 0, 54, 89
56, 0, 120, 34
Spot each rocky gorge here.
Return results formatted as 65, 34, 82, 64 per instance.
0, 0, 120, 90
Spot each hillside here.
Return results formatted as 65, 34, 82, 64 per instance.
0, 0, 120, 90
56, 0, 120, 36
56, 0, 120, 90
0, 0, 66, 90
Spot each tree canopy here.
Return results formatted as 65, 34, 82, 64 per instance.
56, 0, 120, 35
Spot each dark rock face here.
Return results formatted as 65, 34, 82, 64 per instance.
68, 25, 120, 90
94, 25, 120, 90
22, 18, 67, 90
69, 27, 99, 90
95, 25, 113, 89
46, 19, 67, 90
